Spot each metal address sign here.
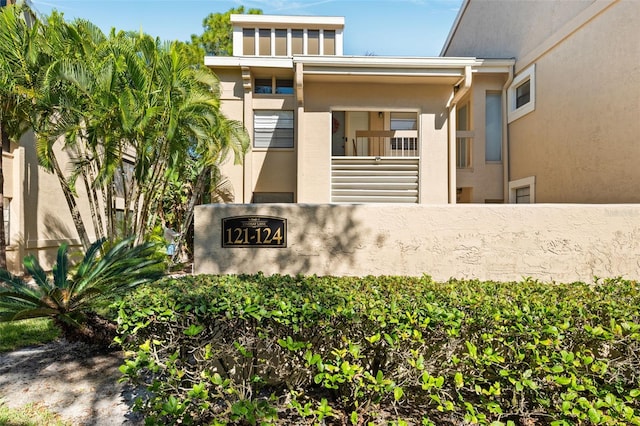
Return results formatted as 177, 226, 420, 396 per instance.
222, 216, 287, 248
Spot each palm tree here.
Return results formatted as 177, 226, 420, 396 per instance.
4, 10, 248, 254
0, 4, 41, 267
0, 237, 164, 347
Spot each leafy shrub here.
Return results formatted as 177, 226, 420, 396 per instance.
117, 275, 640, 425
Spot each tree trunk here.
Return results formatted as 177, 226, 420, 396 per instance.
0, 126, 8, 269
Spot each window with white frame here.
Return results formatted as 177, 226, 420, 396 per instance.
254, 77, 294, 95
254, 110, 294, 148
508, 64, 535, 123
508, 176, 536, 204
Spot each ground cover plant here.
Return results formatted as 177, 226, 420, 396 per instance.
117, 274, 640, 425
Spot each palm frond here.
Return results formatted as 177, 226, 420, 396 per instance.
23, 255, 52, 291
52, 244, 69, 289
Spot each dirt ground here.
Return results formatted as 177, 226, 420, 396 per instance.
0, 339, 143, 425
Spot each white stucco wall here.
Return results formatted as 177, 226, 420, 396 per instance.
195, 203, 640, 283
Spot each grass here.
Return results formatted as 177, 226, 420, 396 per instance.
0, 318, 59, 353
0, 402, 70, 426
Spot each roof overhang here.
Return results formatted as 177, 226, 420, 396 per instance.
204, 56, 294, 69
296, 56, 514, 79
230, 14, 344, 29
204, 55, 514, 83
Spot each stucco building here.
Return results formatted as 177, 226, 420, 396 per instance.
207, 14, 514, 205
442, 0, 640, 203
208, 0, 639, 205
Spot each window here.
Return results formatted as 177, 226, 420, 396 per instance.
275, 79, 293, 94
456, 103, 472, 168
485, 92, 502, 162
242, 28, 255, 55
254, 110, 294, 148
508, 64, 536, 122
3, 198, 9, 245
390, 112, 417, 130
254, 78, 273, 94
515, 80, 530, 109
254, 77, 293, 95
252, 192, 294, 203
508, 176, 536, 204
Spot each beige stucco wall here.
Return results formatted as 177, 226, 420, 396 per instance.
195, 203, 640, 283
509, 0, 640, 202
213, 70, 457, 205
443, 0, 594, 58
301, 81, 452, 203
445, 0, 640, 203
2, 132, 98, 273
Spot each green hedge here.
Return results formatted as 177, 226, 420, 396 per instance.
116, 274, 640, 425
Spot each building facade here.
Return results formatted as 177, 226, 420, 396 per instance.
209, 1, 639, 206
442, 0, 640, 203
207, 14, 514, 205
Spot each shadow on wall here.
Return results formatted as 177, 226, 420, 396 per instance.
28, 212, 82, 270
196, 204, 382, 276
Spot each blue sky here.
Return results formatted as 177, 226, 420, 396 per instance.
30, 0, 463, 56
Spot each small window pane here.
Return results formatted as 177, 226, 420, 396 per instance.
258, 29, 271, 56
275, 79, 293, 94
307, 30, 319, 55
390, 112, 417, 130
291, 30, 303, 54
242, 28, 255, 55
323, 30, 335, 55
254, 78, 272, 94
516, 79, 530, 108
516, 186, 530, 203
275, 29, 287, 56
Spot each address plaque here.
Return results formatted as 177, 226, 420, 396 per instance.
222, 216, 287, 248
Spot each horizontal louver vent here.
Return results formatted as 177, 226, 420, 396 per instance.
331, 157, 419, 203
254, 111, 294, 148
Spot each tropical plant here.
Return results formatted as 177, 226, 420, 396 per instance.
34, 19, 248, 252
0, 238, 165, 347
0, 4, 42, 267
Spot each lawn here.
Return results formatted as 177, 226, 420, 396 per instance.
0, 318, 59, 353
